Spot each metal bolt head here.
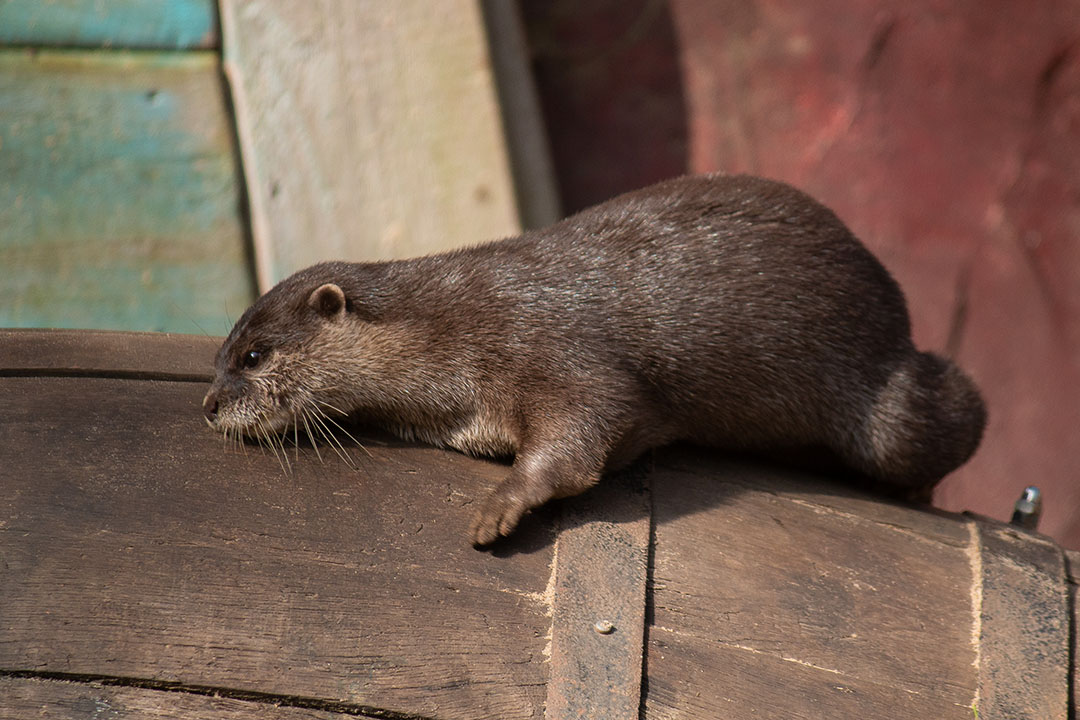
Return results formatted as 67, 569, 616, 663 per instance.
593, 619, 615, 634
1010, 486, 1042, 531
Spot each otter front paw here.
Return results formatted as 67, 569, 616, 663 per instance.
470, 490, 530, 546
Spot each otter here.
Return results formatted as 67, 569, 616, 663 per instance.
203, 174, 986, 546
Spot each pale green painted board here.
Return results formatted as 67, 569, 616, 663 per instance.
0, 49, 255, 334
0, 0, 218, 49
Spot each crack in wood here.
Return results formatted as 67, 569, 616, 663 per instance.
0, 368, 212, 382
651, 625, 976, 700
0, 670, 437, 720
780, 496, 968, 548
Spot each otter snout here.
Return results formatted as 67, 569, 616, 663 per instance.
202, 390, 219, 424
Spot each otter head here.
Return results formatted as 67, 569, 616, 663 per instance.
203, 263, 376, 445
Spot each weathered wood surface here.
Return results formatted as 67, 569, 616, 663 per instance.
0, 49, 254, 334
643, 450, 1072, 719
219, 0, 522, 290
0, 0, 218, 49
2, 331, 1074, 719
0, 677, 345, 720
975, 522, 1070, 720
0, 335, 552, 719
546, 470, 650, 719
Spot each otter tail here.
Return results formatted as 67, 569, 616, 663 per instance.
853, 352, 986, 489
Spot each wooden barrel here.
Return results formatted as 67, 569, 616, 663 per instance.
0, 330, 1073, 719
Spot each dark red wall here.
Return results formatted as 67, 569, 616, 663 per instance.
523, 0, 1080, 547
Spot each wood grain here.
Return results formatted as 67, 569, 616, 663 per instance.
644, 627, 974, 720
0, 0, 218, 50
0, 677, 346, 720
0, 49, 254, 334
546, 469, 650, 719
219, 0, 522, 289
0, 376, 552, 719
646, 453, 979, 715
975, 521, 1069, 720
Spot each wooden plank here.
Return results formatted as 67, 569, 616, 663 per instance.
0, 329, 219, 380
644, 628, 973, 720
0, 49, 254, 334
646, 455, 979, 715
219, 0, 522, 290
0, 1, 218, 50
0, 677, 345, 720
546, 468, 650, 719
0, 375, 553, 720
655, 447, 972, 548
974, 520, 1069, 720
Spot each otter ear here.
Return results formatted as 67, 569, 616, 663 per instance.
308, 283, 347, 319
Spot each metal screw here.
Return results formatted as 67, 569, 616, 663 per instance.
1010, 486, 1042, 531
593, 619, 615, 634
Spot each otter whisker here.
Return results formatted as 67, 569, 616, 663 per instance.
313, 402, 373, 458
276, 425, 293, 474
256, 421, 290, 475
253, 423, 269, 454
307, 407, 358, 468
300, 411, 325, 463
312, 398, 350, 417
292, 420, 300, 462
305, 408, 353, 467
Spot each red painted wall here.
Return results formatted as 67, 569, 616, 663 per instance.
523, 0, 1080, 547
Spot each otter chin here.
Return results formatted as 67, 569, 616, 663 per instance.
204, 173, 987, 547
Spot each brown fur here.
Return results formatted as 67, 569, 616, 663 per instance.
203, 174, 987, 545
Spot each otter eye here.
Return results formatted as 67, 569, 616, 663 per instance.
242, 350, 262, 369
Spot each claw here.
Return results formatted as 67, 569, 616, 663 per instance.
469, 490, 528, 546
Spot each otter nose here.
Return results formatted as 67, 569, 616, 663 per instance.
203, 391, 219, 422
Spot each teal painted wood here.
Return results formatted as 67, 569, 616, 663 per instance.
0, 0, 218, 49
0, 49, 256, 334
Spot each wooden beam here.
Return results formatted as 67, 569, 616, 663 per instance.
220, 0, 522, 290
546, 469, 650, 719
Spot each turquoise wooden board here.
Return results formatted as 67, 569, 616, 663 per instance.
0, 0, 217, 49
0, 49, 255, 334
